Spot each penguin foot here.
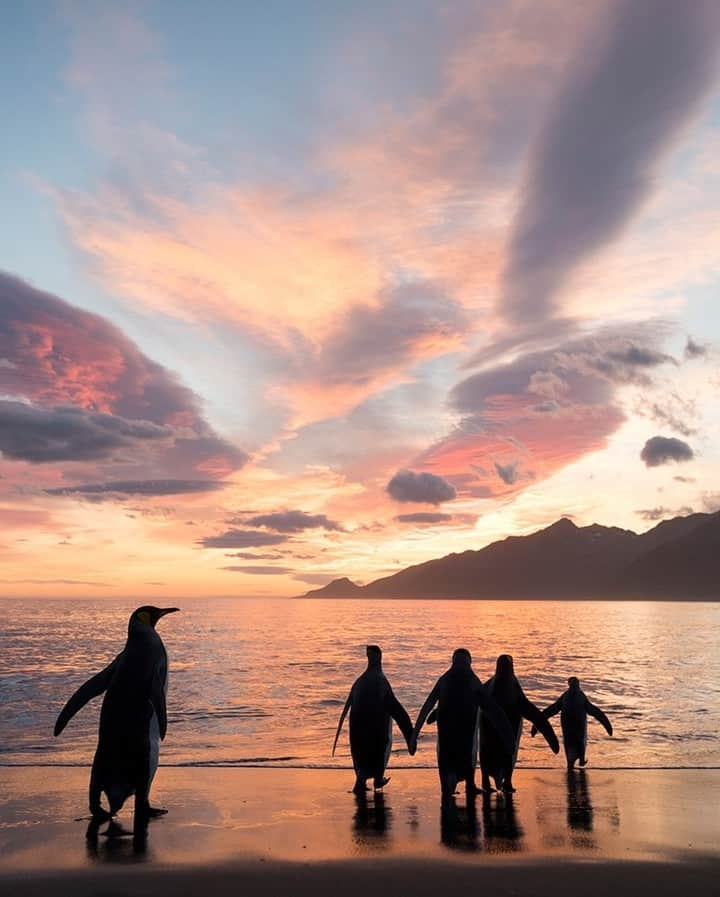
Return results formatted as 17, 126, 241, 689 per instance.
89, 807, 113, 822
501, 784, 517, 794
373, 777, 390, 790
579, 758, 588, 767
352, 783, 369, 795
146, 806, 169, 817
465, 783, 481, 798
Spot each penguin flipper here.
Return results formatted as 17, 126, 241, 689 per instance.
54, 655, 121, 736
411, 682, 441, 752
586, 701, 613, 736
331, 691, 352, 756
386, 690, 413, 749
521, 698, 559, 754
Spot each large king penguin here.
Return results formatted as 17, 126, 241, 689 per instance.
332, 645, 414, 794
531, 676, 613, 769
411, 649, 515, 799
54, 605, 179, 823
480, 654, 559, 793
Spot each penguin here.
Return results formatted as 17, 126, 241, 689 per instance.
531, 676, 613, 769
480, 654, 559, 793
410, 649, 515, 799
332, 645, 414, 794
54, 605, 179, 824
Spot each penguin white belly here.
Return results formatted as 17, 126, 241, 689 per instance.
384, 717, 393, 770
148, 667, 169, 791
512, 719, 523, 767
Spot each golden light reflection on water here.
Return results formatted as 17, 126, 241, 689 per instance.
1, 597, 718, 768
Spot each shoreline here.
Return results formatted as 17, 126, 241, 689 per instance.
2, 762, 720, 769
2, 767, 717, 895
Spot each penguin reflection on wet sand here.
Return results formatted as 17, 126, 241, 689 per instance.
481, 654, 559, 793
54, 605, 179, 827
411, 649, 515, 800
531, 676, 613, 769
332, 645, 415, 794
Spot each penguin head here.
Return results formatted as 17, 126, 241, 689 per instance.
495, 654, 514, 678
568, 676, 580, 689
130, 606, 180, 629
452, 648, 472, 667
366, 644, 382, 667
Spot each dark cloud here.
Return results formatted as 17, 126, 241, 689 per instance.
640, 436, 694, 467
494, 461, 520, 485
222, 565, 294, 575
46, 479, 225, 498
395, 512, 453, 524
245, 510, 343, 533
636, 505, 694, 521
386, 469, 456, 504
673, 475, 696, 484
199, 529, 289, 549
502, 1, 720, 322
603, 345, 674, 369
451, 327, 670, 416
685, 337, 708, 358
0, 271, 247, 477
0, 400, 169, 463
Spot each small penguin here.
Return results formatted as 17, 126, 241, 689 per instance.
410, 648, 514, 799
480, 654, 559, 793
531, 676, 613, 769
332, 645, 414, 794
54, 605, 179, 824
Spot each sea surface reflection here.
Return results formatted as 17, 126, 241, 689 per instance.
1, 597, 718, 768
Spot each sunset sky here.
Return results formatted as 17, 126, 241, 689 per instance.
1, 0, 719, 598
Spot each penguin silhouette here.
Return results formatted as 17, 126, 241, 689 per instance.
531, 676, 613, 769
332, 645, 414, 794
54, 605, 179, 825
480, 654, 559, 792
411, 648, 514, 799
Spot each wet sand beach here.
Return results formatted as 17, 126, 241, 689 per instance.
1, 767, 718, 895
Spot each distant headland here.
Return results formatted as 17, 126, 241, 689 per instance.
300, 511, 720, 600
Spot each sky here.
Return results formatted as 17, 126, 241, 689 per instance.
1, 0, 720, 598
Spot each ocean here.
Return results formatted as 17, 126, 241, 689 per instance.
1, 597, 718, 768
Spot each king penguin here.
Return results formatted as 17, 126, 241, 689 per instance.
332, 645, 414, 794
531, 676, 613, 769
411, 649, 515, 799
480, 654, 559, 793
54, 605, 179, 824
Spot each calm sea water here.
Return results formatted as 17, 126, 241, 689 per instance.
0, 598, 718, 768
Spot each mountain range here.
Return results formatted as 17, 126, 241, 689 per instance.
301, 511, 720, 600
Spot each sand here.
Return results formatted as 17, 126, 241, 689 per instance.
1, 767, 718, 895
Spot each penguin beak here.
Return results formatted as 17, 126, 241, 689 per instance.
158, 607, 180, 617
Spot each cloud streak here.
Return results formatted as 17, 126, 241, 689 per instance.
199, 529, 289, 549
46, 479, 226, 498
503, 0, 720, 323
245, 510, 342, 533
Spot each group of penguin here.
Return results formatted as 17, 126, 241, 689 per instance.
53, 606, 613, 829
333, 645, 613, 798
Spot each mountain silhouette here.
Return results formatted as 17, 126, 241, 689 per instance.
302, 511, 719, 600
